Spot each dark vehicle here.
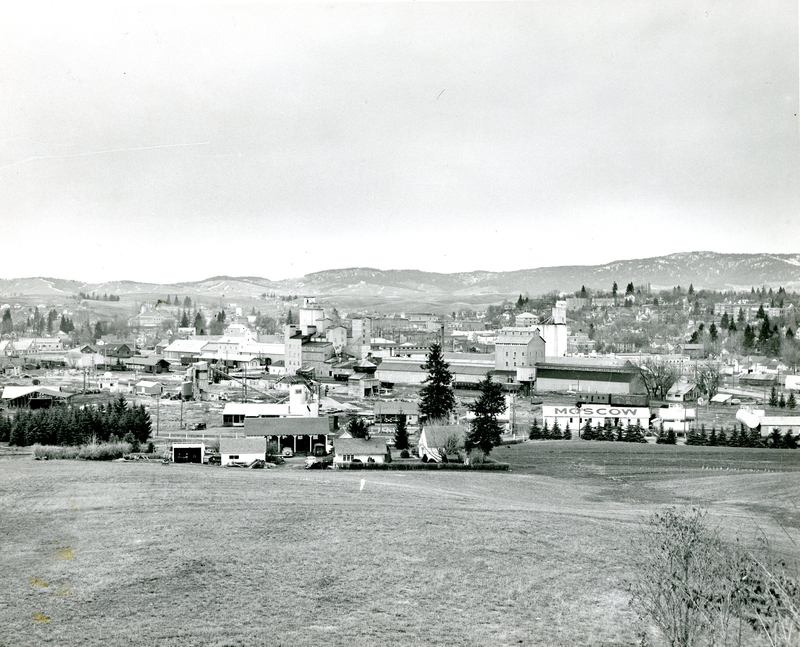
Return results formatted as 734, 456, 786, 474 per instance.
206, 453, 221, 465
305, 444, 333, 469
189, 422, 207, 430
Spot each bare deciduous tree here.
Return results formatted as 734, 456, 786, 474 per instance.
637, 358, 680, 399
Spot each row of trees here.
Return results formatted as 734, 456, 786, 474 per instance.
77, 292, 121, 302
0, 396, 152, 449
769, 386, 797, 409
685, 424, 797, 449
528, 419, 572, 440
580, 420, 648, 443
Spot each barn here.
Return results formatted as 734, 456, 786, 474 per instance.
244, 417, 333, 456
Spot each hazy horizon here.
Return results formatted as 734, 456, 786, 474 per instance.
2, 3, 798, 284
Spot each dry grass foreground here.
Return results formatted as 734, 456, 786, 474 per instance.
1, 442, 799, 647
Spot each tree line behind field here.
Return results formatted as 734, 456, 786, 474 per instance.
685, 424, 798, 449
0, 396, 152, 449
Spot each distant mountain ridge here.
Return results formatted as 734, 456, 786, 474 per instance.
1, 252, 799, 304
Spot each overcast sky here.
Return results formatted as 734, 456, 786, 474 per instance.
1, 2, 798, 284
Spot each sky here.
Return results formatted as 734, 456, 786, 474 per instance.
1, 2, 798, 284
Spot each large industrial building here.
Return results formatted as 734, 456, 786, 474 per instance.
533, 357, 646, 395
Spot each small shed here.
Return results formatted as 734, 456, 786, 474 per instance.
348, 373, 380, 398
172, 443, 205, 464
710, 393, 733, 405
135, 380, 163, 396
418, 425, 468, 463
333, 437, 390, 466
220, 436, 266, 466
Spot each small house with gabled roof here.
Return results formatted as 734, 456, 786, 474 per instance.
333, 437, 390, 466
220, 436, 266, 466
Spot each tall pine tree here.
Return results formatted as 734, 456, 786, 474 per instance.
465, 374, 506, 455
418, 343, 456, 423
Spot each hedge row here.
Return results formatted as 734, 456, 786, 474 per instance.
33, 441, 133, 461
336, 461, 510, 471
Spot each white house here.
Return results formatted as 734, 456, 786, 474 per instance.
135, 380, 163, 396
220, 436, 266, 466
333, 437, 390, 466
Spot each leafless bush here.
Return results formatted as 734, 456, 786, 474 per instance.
628, 508, 800, 647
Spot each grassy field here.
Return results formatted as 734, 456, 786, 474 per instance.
2, 441, 799, 647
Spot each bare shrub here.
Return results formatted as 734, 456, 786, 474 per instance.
443, 433, 463, 457
77, 441, 132, 461
630, 508, 800, 647
33, 444, 80, 460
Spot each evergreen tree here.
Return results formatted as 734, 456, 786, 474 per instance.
193, 311, 205, 333
180, 310, 190, 328
542, 420, 550, 439
582, 418, 594, 440
708, 426, 718, 446
768, 428, 782, 448
686, 427, 698, 445
465, 374, 506, 455
347, 417, 370, 439
717, 427, 728, 446
528, 418, 541, 440
709, 323, 718, 342
550, 420, 561, 440
665, 428, 677, 444
769, 386, 779, 407
697, 426, 708, 445
781, 431, 797, 449
2, 308, 13, 335
418, 343, 456, 423
563, 424, 572, 440
393, 415, 410, 451
743, 325, 755, 350
787, 392, 797, 410
747, 427, 762, 447
779, 394, 786, 408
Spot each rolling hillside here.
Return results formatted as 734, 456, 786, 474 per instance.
1, 253, 798, 309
